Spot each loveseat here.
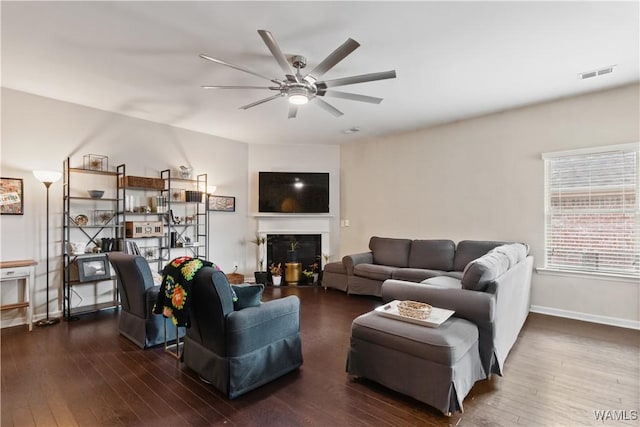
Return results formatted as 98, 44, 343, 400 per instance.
334, 236, 533, 376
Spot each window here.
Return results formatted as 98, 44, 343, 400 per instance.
543, 143, 639, 278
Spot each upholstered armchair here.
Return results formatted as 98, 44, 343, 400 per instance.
183, 268, 303, 398
107, 252, 182, 349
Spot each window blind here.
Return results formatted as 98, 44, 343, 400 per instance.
543, 144, 639, 278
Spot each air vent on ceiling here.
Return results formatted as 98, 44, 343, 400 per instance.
343, 127, 361, 134
578, 65, 616, 80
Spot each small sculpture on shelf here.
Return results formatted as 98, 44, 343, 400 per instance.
83, 154, 108, 171
179, 166, 193, 179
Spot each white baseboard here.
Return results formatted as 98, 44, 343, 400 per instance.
530, 305, 640, 330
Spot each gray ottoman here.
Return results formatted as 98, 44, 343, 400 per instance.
347, 311, 486, 416
322, 261, 348, 292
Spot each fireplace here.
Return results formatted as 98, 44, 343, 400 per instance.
267, 234, 321, 284
255, 214, 331, 284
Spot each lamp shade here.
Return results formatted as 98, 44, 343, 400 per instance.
33, 170, 62, 184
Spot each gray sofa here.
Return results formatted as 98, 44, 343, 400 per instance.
326, 237, 519, 297
336, 237, 533, 376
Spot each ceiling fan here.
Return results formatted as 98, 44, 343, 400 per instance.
200, 30, 397, 118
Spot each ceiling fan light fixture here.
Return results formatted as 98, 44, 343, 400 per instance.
288, 87, 309, 105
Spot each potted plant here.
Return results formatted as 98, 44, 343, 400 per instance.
250, 234, 268, 284
269, 262, 282, 286
306, 261, 319, 284
287, 239, 300, 262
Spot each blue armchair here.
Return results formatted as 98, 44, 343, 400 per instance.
183, 268, 303, 398
107, 252, 182, 349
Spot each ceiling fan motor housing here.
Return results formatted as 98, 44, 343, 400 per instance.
291, 55, 307, 69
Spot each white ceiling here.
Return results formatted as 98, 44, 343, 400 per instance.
2, 1, 638, 145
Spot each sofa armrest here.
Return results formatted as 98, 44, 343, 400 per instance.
226, 295, 300, 355
381, 280, 495, 325
490, 255, 533, 373
343, 252, 373, 275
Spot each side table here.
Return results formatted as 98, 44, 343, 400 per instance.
0, 259, 37, 331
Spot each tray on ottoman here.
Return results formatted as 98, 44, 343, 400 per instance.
375, 300, 454, 328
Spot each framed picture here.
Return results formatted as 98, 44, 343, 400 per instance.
208, 195, 236, 212
0, 177, 24, 215
76, 255, 111, 282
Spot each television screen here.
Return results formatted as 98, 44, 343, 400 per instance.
259, 172, 329, 213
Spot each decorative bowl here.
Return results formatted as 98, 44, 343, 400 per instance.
397, 300, 432, 320
88, 190, 104, 199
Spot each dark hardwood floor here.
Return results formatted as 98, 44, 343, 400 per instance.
1, 286, 638, 426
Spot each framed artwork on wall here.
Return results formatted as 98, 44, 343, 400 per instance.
0, 177, 24, 215
208, 195, 235, 212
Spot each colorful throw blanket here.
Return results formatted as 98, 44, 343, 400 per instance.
153, 256, 225, 327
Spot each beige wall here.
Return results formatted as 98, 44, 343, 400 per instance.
340, 84, 640, 327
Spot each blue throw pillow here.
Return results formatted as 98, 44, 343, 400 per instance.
231, 284, 264, 310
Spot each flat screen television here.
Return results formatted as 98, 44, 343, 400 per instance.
259, 172, 329, 213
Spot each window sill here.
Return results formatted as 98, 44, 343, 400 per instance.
536, 267, 639, 284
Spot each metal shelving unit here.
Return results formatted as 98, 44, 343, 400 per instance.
62, 157, 121, 320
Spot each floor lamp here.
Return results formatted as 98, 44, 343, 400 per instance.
33, 170, 62, 327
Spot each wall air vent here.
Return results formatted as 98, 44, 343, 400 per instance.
578, 65, 616, 80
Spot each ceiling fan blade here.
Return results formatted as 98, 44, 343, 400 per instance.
258, 30, 296, 80
313, 98, 344, 117
288, 105, 298, 119
306, 38, 360, 80
201, 85, 276, 90
319, 90, 383, 104
200, 54, 275, 82
239, 93, 284, 110
318, 70, 397, 88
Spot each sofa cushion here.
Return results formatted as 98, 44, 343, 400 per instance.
454, 240, 506, 272
461, 251, 510, 291
408, 239, 456, 271
441, 271, 464, 280
421, 276, 463, 289
231, 284, 264, 310
490, 243, 529, 267
392, 268, 446, 282
354, 264, 396, 281
370, 236, 412, 268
